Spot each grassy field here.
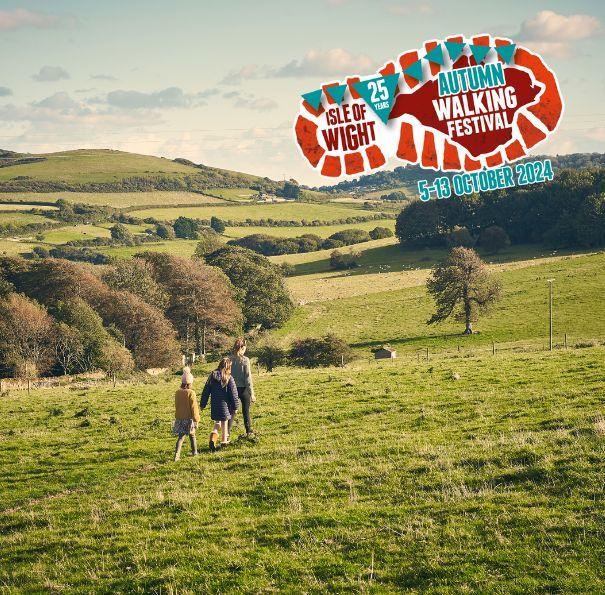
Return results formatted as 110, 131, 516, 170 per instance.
275, 251, 605, 354
0, 191, 228, 208
0, 203, 57, 211
100, 240, 201, 259
1, 346, 604, 592
0, 212, 53, 225
206, 187, 256, 201
224, 220, 395, 239
0, 239, 38, 256
0, 150, 202, 184
359, 186, 414, 201
128, 202, 371, 223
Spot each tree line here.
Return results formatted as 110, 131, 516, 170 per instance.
0, 246, 293, 380
227, 227, 393, 257
396, 168, 605, 249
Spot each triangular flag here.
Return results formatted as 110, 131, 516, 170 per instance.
352, 73, 400, 124
403, 60, 423, 82
324, 84, 347, 105
425, 44, 444, 65
469, 44, 491, 64
301, 89, 323, 111
444, 41, 465, 62
495, 43, 516, 64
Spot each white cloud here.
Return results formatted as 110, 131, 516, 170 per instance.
33, 92, 80, 111
518, 10, 600, 58
221, 49, 376, 84
234, 95, 278, 112
220, 64, 270, 86
105, 87, 212, 109
91, 74, 118, 81
272, 48, 375, 77
386, 2, 433, 16
32, 65, 70, 82
0, 8, 76, 30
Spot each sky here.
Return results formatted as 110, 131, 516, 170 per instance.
0, 0, 603, 185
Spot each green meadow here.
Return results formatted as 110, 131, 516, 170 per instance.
128, 202, 374, 223
1, 347, 604, 592
0, 191, 227, 208
0, 150, 200, 184
276, 251, 605, 354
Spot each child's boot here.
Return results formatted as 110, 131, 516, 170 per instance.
190, 434, 198, 456
209, 430, 218, 452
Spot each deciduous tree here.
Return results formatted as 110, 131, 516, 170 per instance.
427, 247, 501, 335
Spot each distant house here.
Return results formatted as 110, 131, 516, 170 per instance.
374, 347, 397, 359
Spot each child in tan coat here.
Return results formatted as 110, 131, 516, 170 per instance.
173, 367, 200, 461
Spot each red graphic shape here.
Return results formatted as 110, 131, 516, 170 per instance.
390, 66, 541, 158
397, 122, 417, 162
366, 145, 386, 169
344, 152, 364, 175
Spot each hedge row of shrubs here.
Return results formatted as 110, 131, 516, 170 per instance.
255, 335, 353, 370
228, 226, 393, 256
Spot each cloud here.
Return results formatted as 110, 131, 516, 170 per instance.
91, 74, 118, 81
220, 64, 271, 86
106, 87, 199, 109
386, 2, 433, 16
233, 95, 278, 112
0, 8, 76, 30
32, 65, 70, 82
32, 92, 80, 111
220, 48, 375, 85
272, 48, 375, 78
518, 10, 601, 58
99, 86, 217, 109
0, 87, 12, 97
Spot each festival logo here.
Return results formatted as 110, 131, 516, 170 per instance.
294, 34, 564, 194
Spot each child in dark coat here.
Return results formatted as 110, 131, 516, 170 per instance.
201, 357, 239, 451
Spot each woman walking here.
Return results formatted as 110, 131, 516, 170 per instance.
201, 357, 239, 451
229, 338, 256, 437
172, 367, 200, 461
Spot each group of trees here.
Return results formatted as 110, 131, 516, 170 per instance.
255, 335, 353, 370
0, 245, 294, 380
228, 226, 393, 257
396, 168, 605, 250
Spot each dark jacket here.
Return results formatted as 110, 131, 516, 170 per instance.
201, 371, 239, 421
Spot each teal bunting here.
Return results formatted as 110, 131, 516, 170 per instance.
301, 89, 323, 111
469, 44, 491, 64
324, 84, 347, 105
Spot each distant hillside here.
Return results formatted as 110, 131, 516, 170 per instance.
318, 153, 605, 194
0, 149, 268, 193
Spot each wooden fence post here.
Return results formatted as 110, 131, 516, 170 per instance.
492, 342, 495, 355
564, 333, 567, 349
425, 348, 429, 362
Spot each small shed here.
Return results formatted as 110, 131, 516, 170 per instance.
374, 347, 397, 360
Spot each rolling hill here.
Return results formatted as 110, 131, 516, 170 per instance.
0, 149, 264, 193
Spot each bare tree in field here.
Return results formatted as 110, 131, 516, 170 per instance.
0, 293, 54, 378
427, 247, 502, 335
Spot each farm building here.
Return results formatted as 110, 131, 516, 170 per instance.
375, 347, 397, 359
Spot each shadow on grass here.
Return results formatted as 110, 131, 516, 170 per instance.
352, 332, 469, 350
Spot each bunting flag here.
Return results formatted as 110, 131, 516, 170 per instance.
403, 60, 423, 82
444, 41, 465, 62
495, 43, 516, 64
301, 89, 323, 111
325, 84, 347, 105
300, 42, 518, 114
469, 44, 491, 64
352, 73, 400, 124
425, 44, 444, 65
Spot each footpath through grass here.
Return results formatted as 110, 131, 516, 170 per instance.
1, 348, 604, 592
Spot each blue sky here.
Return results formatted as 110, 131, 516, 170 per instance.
0, 0, 603, 184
